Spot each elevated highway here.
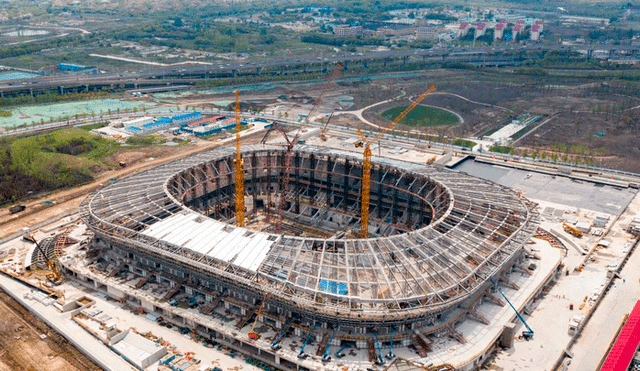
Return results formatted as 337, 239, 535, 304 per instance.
0, 43, 638, 98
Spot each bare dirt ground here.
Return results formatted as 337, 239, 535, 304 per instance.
342, 69, 640, 172
0, 289, 101, 371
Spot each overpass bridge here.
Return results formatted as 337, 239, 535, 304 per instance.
0, 44, 638, 98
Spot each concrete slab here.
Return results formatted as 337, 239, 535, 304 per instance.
455, 160, 638, 216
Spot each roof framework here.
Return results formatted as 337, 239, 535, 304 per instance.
82, 145, 539, 322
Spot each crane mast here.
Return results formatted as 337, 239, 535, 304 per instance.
234, 90, 245, 227
359, 86, 436, 238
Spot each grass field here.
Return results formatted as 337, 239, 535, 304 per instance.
0, 128, 172, 203
8, 128, 121, 184
381, 105, 459, 127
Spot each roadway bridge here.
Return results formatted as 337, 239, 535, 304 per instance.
0, 44, 638, 98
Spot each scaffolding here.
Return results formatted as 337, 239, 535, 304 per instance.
81, 144, 539, 329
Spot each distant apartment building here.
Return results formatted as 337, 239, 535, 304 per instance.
333, 24, 363, 37
512, 24, 524, 42
494, 23, 505, 40
458, 22, 471, 37
475, 21, 487, 38
531, 24, 541, 41
534, 19, 544, 32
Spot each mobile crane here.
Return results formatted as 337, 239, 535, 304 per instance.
489, 277, 534, 339
24, 234, 62, 284
319, 112, 334, 141
248, 300, 265, 340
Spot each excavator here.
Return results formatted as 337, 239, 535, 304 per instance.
24, 234, 63, 284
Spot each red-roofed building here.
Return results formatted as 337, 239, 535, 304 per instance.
531, 24, 541, 41
600, 301, 640, 371
513, 24, 524, 42
476, 22, 487, 37
495, 23, 505, 40
185, 115, 225, 127
187, 117, 217, 127
458, 22, 471, 37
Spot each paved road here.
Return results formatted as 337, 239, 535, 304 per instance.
1, 42, 638, 95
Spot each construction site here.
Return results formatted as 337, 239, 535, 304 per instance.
2, 66, 640, 371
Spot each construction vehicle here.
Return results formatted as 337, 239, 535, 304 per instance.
563, 223, 583, 237
335, 343, 351, 358
298, 325, 317, 359
322, 333, 334, 362
374, 334, 385, 365
275, 63, 343, 233
357, 86, 436, 238
319, 112, 334, 141
9, 205, 25, 214
386, 331, 396, 360
271, 318, 293, 350
260, 122, 278, 145
489, 277, 534, 340
426, 156, 436, 165
234, 90, 246, 227
248, 300, 265, 340
24, 234, 63, 284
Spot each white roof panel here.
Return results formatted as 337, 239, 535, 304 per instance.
140, 213, 273, 273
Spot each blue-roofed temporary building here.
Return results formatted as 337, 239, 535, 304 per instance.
172, 112, 201, 126
57, 63, 98, 75
126, 126, 143, 134
58, 63, 94, 71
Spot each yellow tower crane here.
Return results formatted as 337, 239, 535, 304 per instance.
234, 90, 245, 227
358, 86, 436, 238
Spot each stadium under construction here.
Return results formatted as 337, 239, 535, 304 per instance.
69, 144, 561, 370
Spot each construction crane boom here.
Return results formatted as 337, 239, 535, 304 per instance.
489, 277, 534, 339
234, 90, 245, 227
275, 63, 343, 233
24, 234, 62, 283
248, 300, 265, 340
359, 86, 436, 238
319, 112, 334, 141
